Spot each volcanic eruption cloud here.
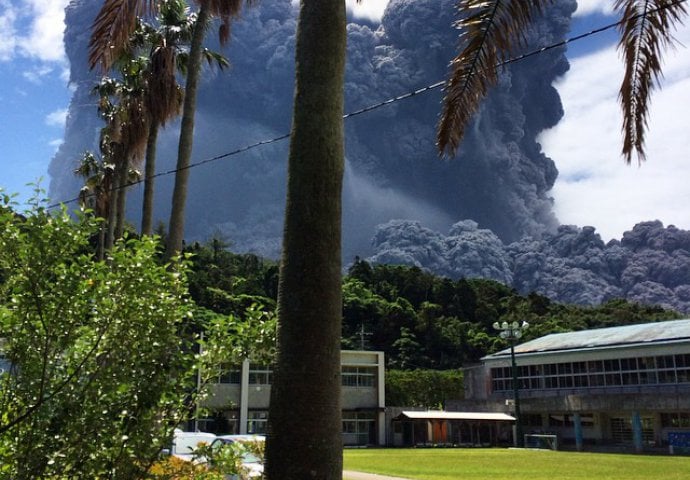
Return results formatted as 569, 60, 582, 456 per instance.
51, 0, 690, 313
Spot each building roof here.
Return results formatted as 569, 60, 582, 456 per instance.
484, 318, 690, 360
396, 411, 515, 422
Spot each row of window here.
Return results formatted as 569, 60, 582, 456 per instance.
514, 412, 690, 430
661, 412, 690, 428
214, 365, 378, 387
492, 354, 690, 392
199, 410, 376, 441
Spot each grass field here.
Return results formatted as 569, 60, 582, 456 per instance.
343, 448, 690, 480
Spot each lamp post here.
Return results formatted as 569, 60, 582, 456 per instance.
493, 320, 529, 448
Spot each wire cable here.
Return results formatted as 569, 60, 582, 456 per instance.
49, 0, 687, 209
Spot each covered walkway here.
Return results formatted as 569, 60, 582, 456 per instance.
392, 411, 515, 447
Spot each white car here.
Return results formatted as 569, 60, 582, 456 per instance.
210, 434, 265, 479
168, 429, 217, 462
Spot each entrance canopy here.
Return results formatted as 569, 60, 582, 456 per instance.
395, 411, 515, 422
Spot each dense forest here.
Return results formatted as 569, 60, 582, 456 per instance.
185, 240, 681, 370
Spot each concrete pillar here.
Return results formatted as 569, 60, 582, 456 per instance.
239, 359, 250, 434
573, 413, 583, 451
376, 352, 386, 445
632, 411, 643, 453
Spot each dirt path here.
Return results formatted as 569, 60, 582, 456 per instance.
343, 471, 413, 480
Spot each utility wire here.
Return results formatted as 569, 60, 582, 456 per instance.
50, 0, 687, 209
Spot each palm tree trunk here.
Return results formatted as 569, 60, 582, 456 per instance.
114, 155, 129, 240
105, 184, 118, 252
165, 4, 209, 259
141, 123, 158, 236
264, 0, 346, 479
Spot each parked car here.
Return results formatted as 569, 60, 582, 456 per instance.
210, 434, 265, 479
166, 429, 217, 462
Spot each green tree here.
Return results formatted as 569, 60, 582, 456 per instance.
264, 0, 350, 478
164, 0, 248, 258
437, 0, 688, 163
88, 0, 241, 253
0, 198, 193, 479
386, 369, 464, 409
133, 0, 191, 236
93, 57, 150, 249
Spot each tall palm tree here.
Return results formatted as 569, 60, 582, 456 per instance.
264, 0, 349, 478
75, 151, 114, 259
94, 58, 149, 248
89, 0, 250, 256
437, 0, 688, 164
131, 0, 191, 235
164, 0, 250, 259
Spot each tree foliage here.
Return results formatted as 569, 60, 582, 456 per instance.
386, 369, 464, 409
438, 0, 688, 163
0, 197, 194, 479
343, 259, 680, 369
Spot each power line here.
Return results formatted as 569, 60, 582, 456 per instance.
50, 0, 687, 209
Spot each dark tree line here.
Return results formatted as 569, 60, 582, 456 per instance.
183, 247, 680, 371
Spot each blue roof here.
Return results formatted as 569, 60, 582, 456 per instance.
486, 319, 690, 358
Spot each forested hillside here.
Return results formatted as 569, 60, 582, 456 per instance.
185, 242, 681, 370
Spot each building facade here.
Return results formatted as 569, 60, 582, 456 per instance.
453, 319, 690, 451
200, 350, 386, 446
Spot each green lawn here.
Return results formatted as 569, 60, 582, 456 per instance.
343, 448, 690, 480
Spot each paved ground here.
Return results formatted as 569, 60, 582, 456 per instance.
343, 471, 412, 480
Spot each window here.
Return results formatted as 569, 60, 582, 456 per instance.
622, 371, 638, 385
247, 411, 268, 434
604, 359, 620, 372
218, 367, 241, 384
342, 412, 375, 445
572, 362, 587, 374
605, 373, 622, 386
558, 363, 572, 375
620, 358, 637, 371
657, 355, 675, 369
676, 354, 690, 368
589, 374, 605, 387
248, 366, 272, 385
587, 360, 603, 373
342, 366, 376, 387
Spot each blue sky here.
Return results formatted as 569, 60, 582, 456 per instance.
0, 0, 71, 203
1, 0, 689, 241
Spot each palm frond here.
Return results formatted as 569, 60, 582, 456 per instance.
437, 0, 552, 157
204, 0, 256, 46
89, 0, 157, 72
615, 0, 687, 164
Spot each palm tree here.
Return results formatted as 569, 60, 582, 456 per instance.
131, 0, 191, 235
437, 0, 688, 164
164, 0, 252, 259
264, 0, 349, 478
75, 151, 114, 258
94, 58, 149, 248
89, 0, 249, 256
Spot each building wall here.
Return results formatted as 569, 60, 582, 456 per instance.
201, 350, 386, 445
464, 339, 690, 450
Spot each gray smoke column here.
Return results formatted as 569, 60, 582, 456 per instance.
49, 0, 574, 260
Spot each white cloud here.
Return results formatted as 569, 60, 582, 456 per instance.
346, 0, 389, 22
0, 0, 68, 64
49, 138, 63, 148
541, 22, 690, 241
22, 64, 53, 84
45, 107, 67, 127
0, 0, 18, 61
574, 0, 615, 18
19, 0, 69, 62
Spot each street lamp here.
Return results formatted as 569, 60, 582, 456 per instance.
493, 320, 529, 448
